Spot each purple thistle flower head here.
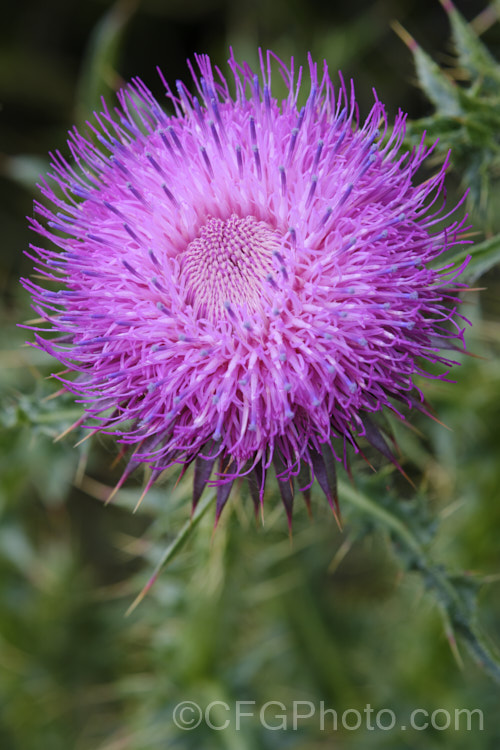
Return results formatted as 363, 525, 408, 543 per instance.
22, 50, 470, 525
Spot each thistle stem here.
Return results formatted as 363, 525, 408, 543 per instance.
339, 479, 500, 684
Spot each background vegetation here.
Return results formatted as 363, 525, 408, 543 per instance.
1, 0, 500, 747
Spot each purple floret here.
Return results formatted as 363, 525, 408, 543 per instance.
22, 50, 470, 523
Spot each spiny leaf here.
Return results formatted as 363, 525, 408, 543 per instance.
340, 479, 500, 684
439, 0, 500, 89
400, 5, 500, 222
394, 22, 461, 117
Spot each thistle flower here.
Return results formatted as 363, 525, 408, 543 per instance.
22, 51, 470, 525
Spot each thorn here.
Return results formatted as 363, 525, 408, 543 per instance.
110, 445, 128, 469
41, 387, 66, 402
309, 443, 341, 528
192, 452, 216, 516
362, 415, 416, 487
391, 20, 418, 51
213, 457, 234, 526
357, 446, 376, 472
105, 448, 142, 505
125, 572, 158, 617
174, 462, 190, 490
461, 350, 487, 361
333, 506, 343, 532
438, 0, 455, 15
273, 453, 294, 529
73, 428, 99, 447
303, 492, 313, 519
133, 473, 157, 513
297, 462, 313, 518
425, 411, 452, 431
45, 368, 70, 379
53, 415, 85, 443
248, 462, 266, 525
105, 483, 121, 506
328, 536, 353, 575
444, 618, 465, 670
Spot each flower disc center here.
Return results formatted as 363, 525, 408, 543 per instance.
181, 214, 279, 320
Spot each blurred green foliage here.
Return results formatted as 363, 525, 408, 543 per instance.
1, 0, 500, 748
